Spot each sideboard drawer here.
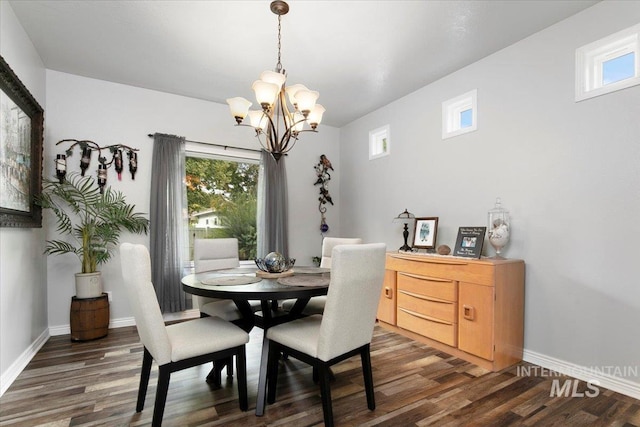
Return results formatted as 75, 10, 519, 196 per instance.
398, 272, 457, 301
397, 289, 456, 323
398, 307, 457, 347
388, 254, 495, 285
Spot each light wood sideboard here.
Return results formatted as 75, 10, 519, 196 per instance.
377, 252, 525, 371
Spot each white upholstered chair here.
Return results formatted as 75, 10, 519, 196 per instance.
264, 243, 386, 427
283, 237, 363, 315
193, 238, 243, 320
193, 238, 260, 385
319, 237, 364, 268
120, 243, 249, 427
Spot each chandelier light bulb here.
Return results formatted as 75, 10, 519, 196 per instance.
248, 110, 269, 131
226, 97, 252, 124
252, 80, 279, 109
307, 104, 326, 129
260, 70, 286, 89
294, 89, 319, 116
285, 84, 308, 107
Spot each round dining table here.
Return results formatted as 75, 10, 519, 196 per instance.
181, 266, 330, 416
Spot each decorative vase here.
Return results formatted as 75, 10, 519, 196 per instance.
75, 272, 103, 299
488, 198, 510, 259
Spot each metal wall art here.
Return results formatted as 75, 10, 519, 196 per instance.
55, 139, 139, 193
314, 154, 333, 233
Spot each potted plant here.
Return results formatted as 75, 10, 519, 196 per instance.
37, 172, 149, 298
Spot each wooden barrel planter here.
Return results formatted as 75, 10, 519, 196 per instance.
70, 293, 110, 341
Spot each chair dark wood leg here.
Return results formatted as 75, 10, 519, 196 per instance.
236, 346, 248, 411
152, 365, 171, 427
136, 347, 153, 412
360, 344, 375, 410
266, 341, 280, 404
318, 363, 334, 427
227, 356, 235, 377
206, 361, 223, 387
313, 365, 335, 383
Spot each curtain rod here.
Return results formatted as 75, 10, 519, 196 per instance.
147, 133, 262, 154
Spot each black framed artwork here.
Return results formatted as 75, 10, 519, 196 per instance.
412, 217, 439, 250
0, 55, 44, 228
453, 226, 486, 259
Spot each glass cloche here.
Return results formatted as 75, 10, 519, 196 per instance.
488, 198, 510, 258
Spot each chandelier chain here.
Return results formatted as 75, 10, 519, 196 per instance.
276, 15, 283, 73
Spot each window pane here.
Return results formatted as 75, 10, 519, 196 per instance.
603, 52, 635, 85
460, 109, 473, 128
186, 157, 258, 261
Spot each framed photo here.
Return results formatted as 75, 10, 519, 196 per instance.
453, 226, 486, 259
0, 55, 43, 228
412, 217, 439, 250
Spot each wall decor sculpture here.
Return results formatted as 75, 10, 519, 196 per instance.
314, 154, 333, 233
54, 139, 139, 193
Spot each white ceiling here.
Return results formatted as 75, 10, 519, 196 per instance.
9, 0, 599, 127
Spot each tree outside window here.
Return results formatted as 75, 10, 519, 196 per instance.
186, 157, 259, 261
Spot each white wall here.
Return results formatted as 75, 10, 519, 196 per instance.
0, 1, 48, 393
44, 70, 341, 328
340, 0, 640, 390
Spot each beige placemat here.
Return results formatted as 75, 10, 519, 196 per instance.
214, 267, 259, 274
201, 276, 262, 286
256, 270, 294, 278
292, 266, 330, 274
277, 275, 330, 287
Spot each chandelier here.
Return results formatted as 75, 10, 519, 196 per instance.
226, 1, 325, 162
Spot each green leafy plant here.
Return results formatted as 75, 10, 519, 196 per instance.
36, 172, 149, 273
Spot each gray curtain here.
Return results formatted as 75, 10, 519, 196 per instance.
257, 151, 289, 257
150, 133, 188, 312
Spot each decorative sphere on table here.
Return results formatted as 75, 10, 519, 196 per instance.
255, 252, 296, 273
265, 252, 284, 271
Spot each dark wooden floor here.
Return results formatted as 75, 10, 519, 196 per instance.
1, 324, 638, 426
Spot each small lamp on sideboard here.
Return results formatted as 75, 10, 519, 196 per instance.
393, 209, 415, 252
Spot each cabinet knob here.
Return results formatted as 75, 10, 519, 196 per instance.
463, 304, 475, 321
384, 287, 393, 299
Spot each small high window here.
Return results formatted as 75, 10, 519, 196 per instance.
442, 90, 477, 139
369, 125, 390, 160
460, 109, 473, 128
576, 24, 640, 101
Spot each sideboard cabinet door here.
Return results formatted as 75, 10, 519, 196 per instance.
458, 282, 494, 361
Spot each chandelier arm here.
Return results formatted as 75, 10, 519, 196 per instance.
264, 111, 279, 152
281, 133, 299, 155
278, 133, 293, 154
290, 129, 318, 136
254, 131, 272, 153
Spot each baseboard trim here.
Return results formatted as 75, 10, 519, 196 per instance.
0, 329, 49, 397
523, 349, 640, 399
3, 310, 201, 397
47, 310, 200, 337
